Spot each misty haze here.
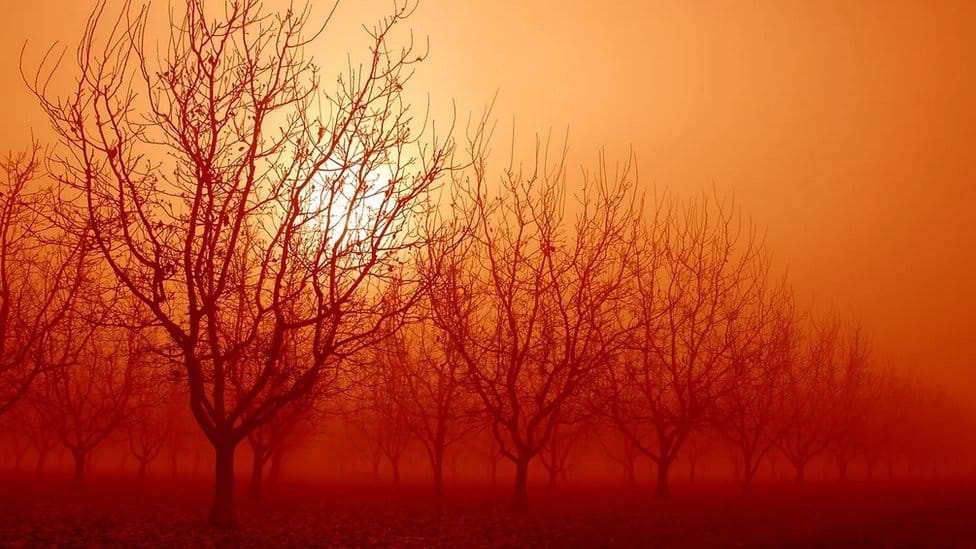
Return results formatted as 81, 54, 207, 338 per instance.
0, 0, 974, 547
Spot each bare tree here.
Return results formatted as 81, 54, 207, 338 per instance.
396, 319, 476, 494
348, 408, 385, 481
161, 391, 197, 479
362, 343, 414, 487
0, 144, 85, 418
35, 296, 138, 488
484, 430, 503, 486
829, 323, 871, 482
30, 0, 455, 527
245, 390, 316, 499
128, 380, 178, 479
539, 413, 588, 488
719, 284, 796, 492
7, 396, 59, 473
426, 137, 637, 508
598, 426, 642, 487
683, 430, 714, 485
606, 191, 768, 499
776, 315, 840, 487
0, 427, 30, 472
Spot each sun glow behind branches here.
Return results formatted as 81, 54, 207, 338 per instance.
300, 160, 393, 253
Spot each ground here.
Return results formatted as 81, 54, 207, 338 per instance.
0, 475, 974, 547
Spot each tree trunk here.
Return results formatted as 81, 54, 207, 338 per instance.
838, 459, 848, 483
391, 458, 401, 487
743, 464, 754, 493
248, 452, 266, 500
208, 439, 238, 529
36, 450, 47, 474
268, 452, 282, 486
866, 459, 874, 481
138, 460, 148, 479
689, 458, 697, 484
72, 448, 86, 489
548, 467, 558, 488
654, 459, 671, 500
626, 461, 636, 487
431, 451, 444, 495
794, 461, 806, 487
511, 456, 530, 510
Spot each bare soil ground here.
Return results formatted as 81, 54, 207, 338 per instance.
0, 475, 974, 547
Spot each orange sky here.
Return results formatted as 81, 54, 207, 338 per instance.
2, 0, 974, 401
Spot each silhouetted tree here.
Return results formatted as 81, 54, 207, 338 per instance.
246, 389, 316, 499
719, 285, 795, 492
364, 344, 413, 487
828, 323, 871, 482
128, 381, 177, 479
776, 316, 839, 486
8, 397, 59, 473
606, 191, 767, 499
397, 320, 476, 494
598, 427, 642, 487
0, 144, 85, 418
539, 413, 587, 488
31, 0, 454, 527
426, 138, 637, 508
35, 296, 138, 488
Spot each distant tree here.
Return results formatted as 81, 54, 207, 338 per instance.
0, 144, 85, 418
682, 430, 715, 485
363, 344, 413, 487
606, 192, 768, 499
539, 412, 588, 488
246, 389, 316, 499
828, 323, 872, 482
161, 392, 197, 479
128, 381, 177, 479
7, 397, 59, 473
598, 427, 642, 487
0, 427, 30, 472
484, 430, 503, 486
776, 316, 839, 486
348, 409, 385, 481
858, 366, 896, 481
719, 285, 796, 492
35, 295, 139, 488
30, 0, 455, 527
425, 141, 637, 508
397, 319, 477, 494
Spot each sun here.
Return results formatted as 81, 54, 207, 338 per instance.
303, 161, 392, 247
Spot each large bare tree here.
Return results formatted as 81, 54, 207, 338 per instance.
30, 0, 454, 527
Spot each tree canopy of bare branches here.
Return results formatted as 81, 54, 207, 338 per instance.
426, 137, 638, 508
29, 0, 455, 527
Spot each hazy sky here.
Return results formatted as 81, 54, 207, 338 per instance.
2, 1, 974, 400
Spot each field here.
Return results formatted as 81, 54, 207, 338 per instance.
0, 475, 974, 547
